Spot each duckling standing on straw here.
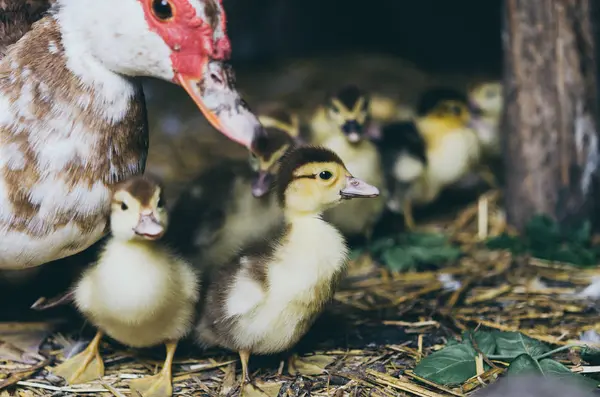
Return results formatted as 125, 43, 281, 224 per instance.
52, 176, 199, 397
194, 146, 379, 385
377, 97, 481, 229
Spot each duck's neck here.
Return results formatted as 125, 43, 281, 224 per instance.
0, 13, 147, 186
2, 13, 138, 123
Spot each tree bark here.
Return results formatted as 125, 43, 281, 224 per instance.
502, 0, 600, 231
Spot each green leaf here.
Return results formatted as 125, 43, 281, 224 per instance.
486, 214, 599, 268
377, 232, 462, 272
462, 330, 496, 356
381, 246, 417, 271
581, 347, 600, 366
507, 355, 599, 390
569, 220, 592, 246
493, 331, 550, 358
506, 353, 541, 376
413, 344, 478, 386
368, 237, 396, 255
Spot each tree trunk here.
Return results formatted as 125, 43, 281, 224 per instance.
502, 0, 600, 231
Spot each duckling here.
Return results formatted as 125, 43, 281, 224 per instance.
194, 146, 379, 383
468, 81, 503, 158
377, 98, 481, 229
166, 126, 296, 269
52, 176, 199, 397
308, 85, 386, 244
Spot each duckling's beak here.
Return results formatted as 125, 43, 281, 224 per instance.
175, 60, 263, 153
340, 176, 380, 199
342, 120, 363, 143
134, 211, 164, 240
251, 171, 273, 198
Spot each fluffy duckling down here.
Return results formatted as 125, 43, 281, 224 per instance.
194, 146, 379, 383
468, 81, 503, 158
167, 122, 297, 270
53, 176, 199, 397
377, 93, 481, 229
309, 85, 386, 242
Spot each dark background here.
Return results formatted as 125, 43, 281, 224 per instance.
225, 0, 503, 74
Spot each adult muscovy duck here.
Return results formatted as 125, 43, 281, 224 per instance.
0, 0, 265, 270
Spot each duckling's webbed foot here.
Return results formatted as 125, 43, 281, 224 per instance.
129, 342, 177, 397
53, 330, 104, 384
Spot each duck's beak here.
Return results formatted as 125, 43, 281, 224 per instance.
340, 176, 380, 199
134, 212, 164, 240
251, 170, 273, 198
175, 60, 263, 152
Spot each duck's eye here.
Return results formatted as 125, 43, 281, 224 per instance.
329, 105, 340, 114
121, 202, 128, 211
319, 171, 333, 180
485, 88, 497, 98
152, 0, 173, 20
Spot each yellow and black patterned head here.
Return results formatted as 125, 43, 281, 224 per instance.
276, 146, 379, 215
325, 85, 371, 143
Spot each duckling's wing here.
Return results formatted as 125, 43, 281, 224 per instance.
0, 1, 53, 58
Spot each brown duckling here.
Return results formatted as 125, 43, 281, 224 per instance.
377, 92, 481, 229
166, 125, 296, 269
194, 146, 379, 383
308, 85, 386, 244
52, 176, 199, 397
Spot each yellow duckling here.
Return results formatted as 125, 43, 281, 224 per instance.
308, 85, 386, 243
195, 146, 379, 384
378, 98, 481, 229
468, 81, 503, 159
52, 176, 199, 397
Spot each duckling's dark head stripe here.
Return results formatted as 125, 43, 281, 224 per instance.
114, 175, 163, 206
252, 127, 294, 162
416, 87, 468, 116
332, 85, 366, 110
276, 146, 344, 204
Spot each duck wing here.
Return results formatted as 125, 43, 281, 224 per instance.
0, 0, 53, 58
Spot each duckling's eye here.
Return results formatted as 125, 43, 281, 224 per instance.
121, 202, 128, 211
152, 0, 173, 21
319, 171, 333, 180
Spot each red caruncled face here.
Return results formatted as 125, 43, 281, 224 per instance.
139, 0, 231, 80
